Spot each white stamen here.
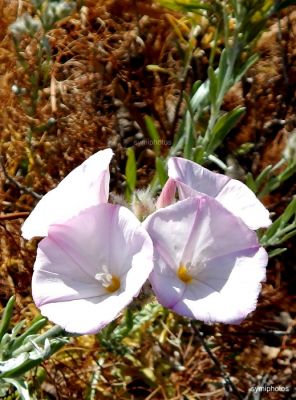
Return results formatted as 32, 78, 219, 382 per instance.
95, 265, 120, 293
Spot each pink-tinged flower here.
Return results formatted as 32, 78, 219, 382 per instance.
158, 157, 271, 230
144, 196, 268, 324
22, 148, 113, 239
156, 178, 177, 209
32, 203, 154, 334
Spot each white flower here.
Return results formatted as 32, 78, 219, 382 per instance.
32, 204, 154, 334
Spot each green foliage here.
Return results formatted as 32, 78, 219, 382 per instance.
10, 0, 74, 124
0, 298, 68, 399
155, 157, 168, 187
150, 0, 296, 267
158, 0, 212, 13
32, 0, 75, 32
260, 197, 296, 256
97, 303, 163, 356
0, 297, 16, 344
206, 106, 246, 155
1, 378, 30, 400
144, 116, 170, 188
148, 0, 276, 193
168, 1, 273, 162
125, 147, 137, 201
245, 160, 296, 197
145, 115, 161, 157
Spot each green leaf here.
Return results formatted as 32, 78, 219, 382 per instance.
207, 106, 245, 153
158, 0, 212, 12
145, 116, 161, 156
280, 197, 296, 225
234, 53, 259, 83
194, 146, 205, 164
190, 78, 210, 112
277, 161, 296, 183
255, 165, 273, 190
191, 80, 202, 96
261, 217, 282, 244
10, 317, 48, 352
0, 353, 29, 376
155, 157, 168, 187
125, 147, 137, 199
261, 197, 296, 247
217, 49, 229, 89
183, 93, 196, 160
125, 309, 134, 332
130, 303, 163, 333
0, 297, 15, 343
268, 248, 287, 258
259, 161, 296, 195
245, 172, 257, 192
277, 228, 296, 244
1, 338, 67, 379
208, 66, 219, 108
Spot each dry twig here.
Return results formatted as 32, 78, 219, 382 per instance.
0, 155, 42, 200
194, 326, 244, 400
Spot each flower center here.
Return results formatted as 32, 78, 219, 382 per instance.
95, 265, 121, 293
177, 263, 193, 284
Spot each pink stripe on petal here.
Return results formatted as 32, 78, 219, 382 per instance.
168, 157, 271, 230
156, 178, 177, 209
169, 157, 229, 198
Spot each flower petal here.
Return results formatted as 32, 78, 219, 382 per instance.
183, 196, 261, 265
168, 157, 229, 197
172, 247, 267, 323
168, 157, 271, 229
38, 293, 138, 335
149, 269, 186, 309
32, 203, 154, 334
22, 148, 113, 239
216, 179, 272, 229
143, 198, 201, 271
146, 196, 268, 324
156, 178, 177, 209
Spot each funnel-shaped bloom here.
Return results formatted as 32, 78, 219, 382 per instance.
144, 196, 268, 324
22, 148, 113, 239
32, 203, 153, 334
158, 157, 271, 230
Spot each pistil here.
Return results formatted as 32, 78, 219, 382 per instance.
177, 263, 193, 284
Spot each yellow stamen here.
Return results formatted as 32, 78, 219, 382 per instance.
105, 275, 121, 293
177, 264, 192, 284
